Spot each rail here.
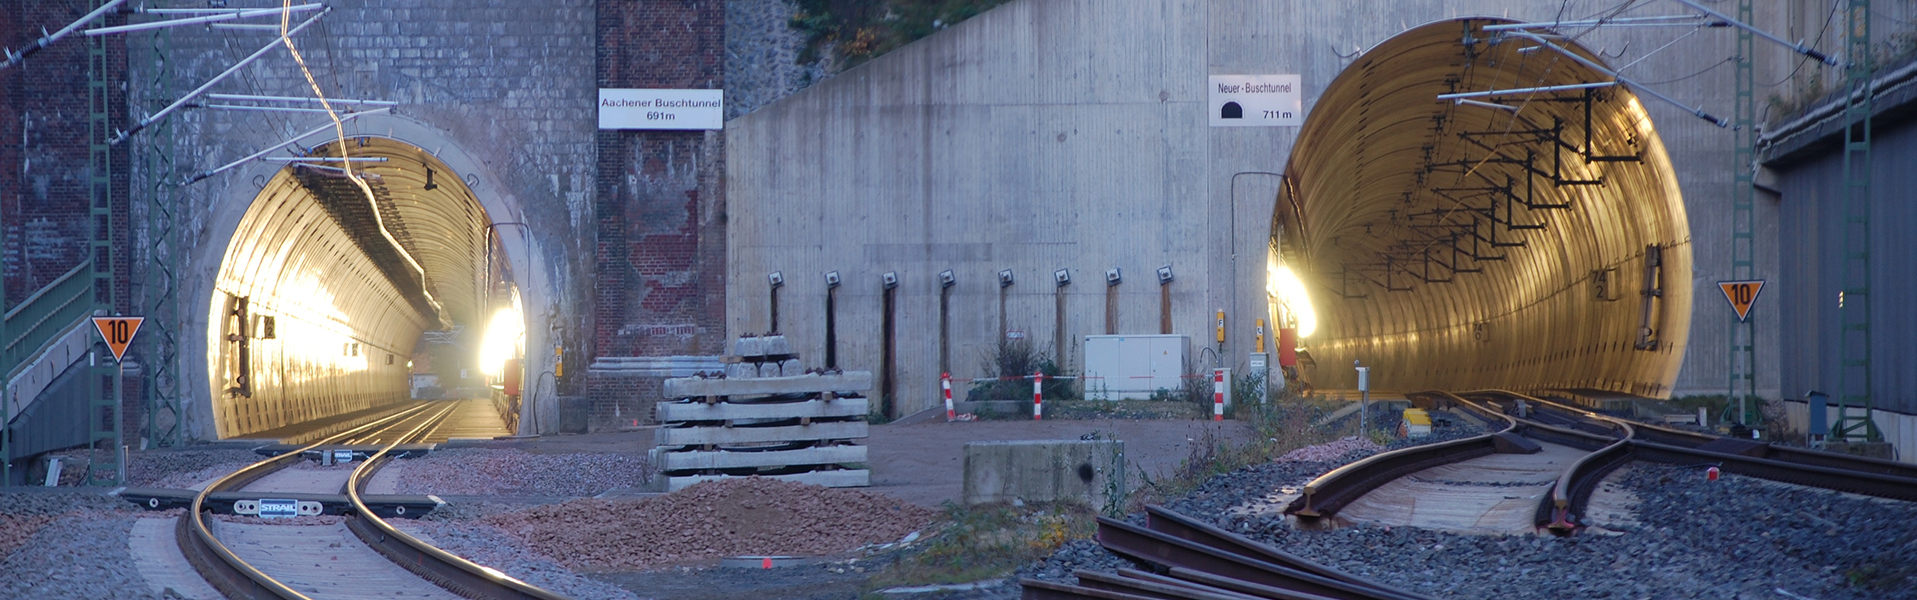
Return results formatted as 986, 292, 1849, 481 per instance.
1285, 391, 1517, 520
178, 403, 574, 599
1021, 505, 1427, 600
2, 260, 94, 377
179, 403, 439, 599
344, 406, 570, 599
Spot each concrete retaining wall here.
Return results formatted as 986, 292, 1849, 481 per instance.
962, 439, 1124, 506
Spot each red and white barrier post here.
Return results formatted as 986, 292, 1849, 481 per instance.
942, 372, 956, 422
1032, 371, 1044, 420
1212, 368, 1226, 421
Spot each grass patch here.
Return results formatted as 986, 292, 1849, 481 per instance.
864, 500, 1095, 593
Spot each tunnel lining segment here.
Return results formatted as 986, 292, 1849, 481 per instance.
1276, 18, 1693, 397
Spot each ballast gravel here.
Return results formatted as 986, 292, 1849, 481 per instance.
1025, 424, 1917, 600
485, 477, 940, 569
376, 448, 653, 496
399, 519, 642, 600
0, 494, 162, 600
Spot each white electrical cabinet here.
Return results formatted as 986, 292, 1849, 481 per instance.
1083, 335, 1188, 400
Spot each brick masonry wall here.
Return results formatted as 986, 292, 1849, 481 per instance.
0, 2, 130, 311
588, 0, 726, 431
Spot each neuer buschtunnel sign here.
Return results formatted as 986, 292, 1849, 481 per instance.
598, 89, 723, 130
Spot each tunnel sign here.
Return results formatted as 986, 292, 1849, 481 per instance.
91, 316, 144, 362
1718, 280, 1765, 322
1209, 74, 1303, 127
598, 89, 723, 131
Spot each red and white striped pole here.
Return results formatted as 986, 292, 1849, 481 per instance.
942, 372, 955, 422
1212, 368, 1226, 421
1032, 371, 1044, 420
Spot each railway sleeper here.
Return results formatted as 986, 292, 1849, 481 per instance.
117, 487, 444, 519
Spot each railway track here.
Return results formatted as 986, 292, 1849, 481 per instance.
176, 402, 571, 600
1020, 389, 1917, 599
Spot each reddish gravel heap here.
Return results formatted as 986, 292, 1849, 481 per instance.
484, 477, 939, 569
0, 514, 61, 558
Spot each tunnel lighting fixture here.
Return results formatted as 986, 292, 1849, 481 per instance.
1269, 263, 1317, 338
207, 93, 399, 107
1155, 266, 1173, 285
882, 272, 899, 290
84, 4, 323, 37
1054, 269, 1071, 287
825, 271, 841, 288
939, 270, 956, 288
768, 271, 784, 288
187, 108, 390, 184
479, 305, 526, 378
110, 8, 331, 145
998, 269, 1015, 288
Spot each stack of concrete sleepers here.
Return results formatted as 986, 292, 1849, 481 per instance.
651, 335, 873, 491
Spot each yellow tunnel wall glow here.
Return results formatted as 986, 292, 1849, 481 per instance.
1274, 19, 1692, 397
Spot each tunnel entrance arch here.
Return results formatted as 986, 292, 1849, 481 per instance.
1270, 18, 1692, 397
185, 115, 549, 440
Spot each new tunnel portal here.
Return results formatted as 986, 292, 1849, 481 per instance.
1271, 19, 1693, 397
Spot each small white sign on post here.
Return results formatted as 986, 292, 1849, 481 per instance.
1209, 74, 1303, 127
599, 88, 724, 130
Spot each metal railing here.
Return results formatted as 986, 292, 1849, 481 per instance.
3, 260, 95, 378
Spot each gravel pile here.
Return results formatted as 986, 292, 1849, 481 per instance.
379, 448, 652, 496
399, 519, 641, 600
485, 477, 939, 569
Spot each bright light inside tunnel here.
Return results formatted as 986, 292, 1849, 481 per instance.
479, 306, 524, 378
1268, 262, 1317, 338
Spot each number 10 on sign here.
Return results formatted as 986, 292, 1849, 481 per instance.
1717, 281, 1765, 322
91, 317, 145, 362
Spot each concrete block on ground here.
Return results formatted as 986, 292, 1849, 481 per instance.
762, 335, 792, 355
663, 372, 874, 398
779, 359, 803, 377
725, 362, 756, 379
655, 397, 869, 422
962, 439, 1124, 506
757, 362, 779, 378
655, 420, 868, 446
733, 336, 765, 358
658, 445, 866, 471
667, 469, 868, 491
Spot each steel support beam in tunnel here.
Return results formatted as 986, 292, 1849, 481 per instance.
203, 137, 509, 439
1272, 19, 1692, 397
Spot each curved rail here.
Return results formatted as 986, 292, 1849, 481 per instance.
179, 403, 442, 600
179, 402, 574, 600
1528, 393, 1917, 480
1285, 391, 1518, 520
343, 408, 573, 599
1463, 390, 1638, 534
